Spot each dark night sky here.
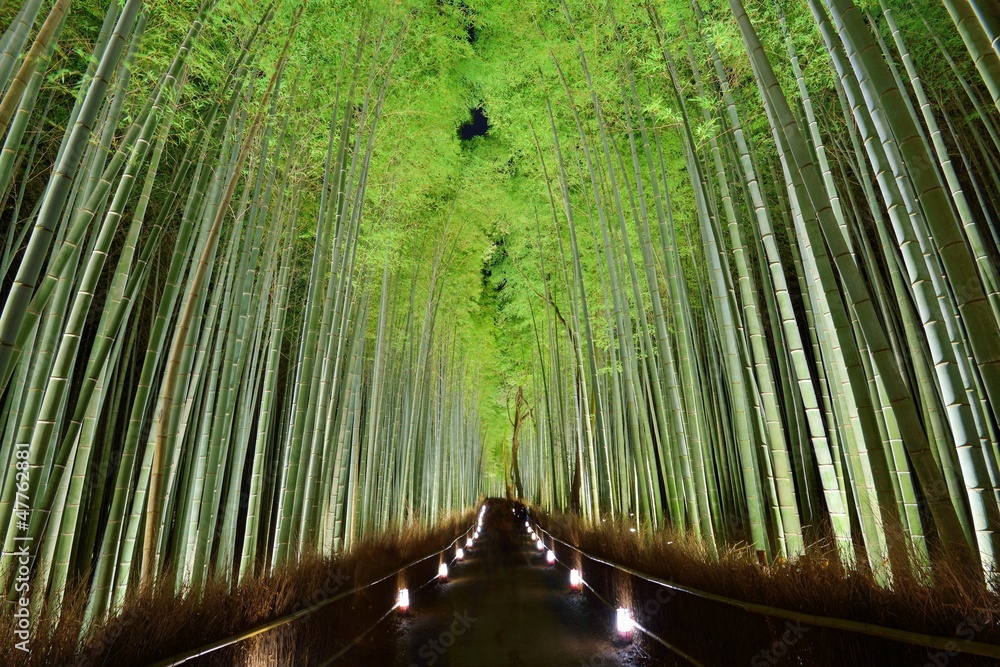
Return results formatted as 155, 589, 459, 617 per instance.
459, 107, 489, 141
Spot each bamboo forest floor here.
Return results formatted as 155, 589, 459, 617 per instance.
528, 508, 1000, 667
7, 500, 1000, 666
101, 501, 1000, 666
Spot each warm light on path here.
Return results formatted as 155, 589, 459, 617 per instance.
616, 608, 634, 640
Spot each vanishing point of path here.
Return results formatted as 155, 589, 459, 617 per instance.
354, 504, 680, 667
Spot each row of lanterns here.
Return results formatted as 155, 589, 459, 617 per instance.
400, 506, 636, 643
525, 518, 633, 641
525, 520, 558, 569
398, 504, 490, 613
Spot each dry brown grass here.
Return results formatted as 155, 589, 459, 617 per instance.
0, 510, 474, 667
532, 507, 1000, 666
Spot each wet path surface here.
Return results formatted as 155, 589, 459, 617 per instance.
362, 505, 677, 667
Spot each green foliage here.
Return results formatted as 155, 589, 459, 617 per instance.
2, 0, 993, 607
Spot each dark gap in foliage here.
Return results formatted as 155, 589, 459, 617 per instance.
458, 0, 476, 43
434, 0, 476, 44
458, 107, 489, 141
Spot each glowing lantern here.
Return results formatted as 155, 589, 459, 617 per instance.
397, 588, 410, 611
569, 568, 582, 589
616, 608, 634, 639
546, 549, 555, 564
438, 562, 448, 580
466, 537, 474, 549
536, 539, 544, 551
456, 547, 464, 561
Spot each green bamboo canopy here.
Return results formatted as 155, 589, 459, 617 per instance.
0, 0, 999, 638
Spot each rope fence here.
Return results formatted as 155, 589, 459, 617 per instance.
149, 525, 474, 667
317, 536, 472, 666
527, 518, 1000, 661
544, 545, 704, 666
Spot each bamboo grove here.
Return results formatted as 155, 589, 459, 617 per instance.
505, 0, 1000, 587
0, 0, 485, 626
2, 0, 1000, 640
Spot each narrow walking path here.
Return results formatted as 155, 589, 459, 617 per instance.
355, 504, 677, 667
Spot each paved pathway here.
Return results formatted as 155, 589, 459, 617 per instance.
363, 505, 677, 667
